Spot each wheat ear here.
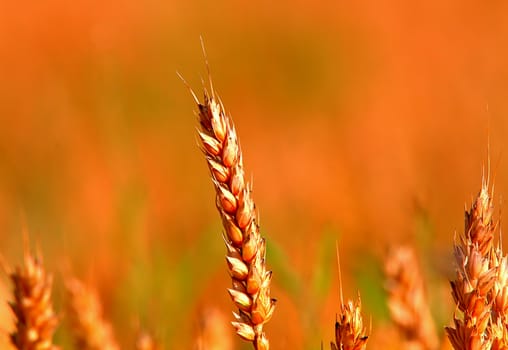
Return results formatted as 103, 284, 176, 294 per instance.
193, 78, 275, 349
9, 247, 59, 350
489, 246, 508, 349
446, 182, 500, 348
487, 193, 508, 348
194, 307, 233, 350
65, 277, 120, 350
385, 245, 438, 350
330, 297, 369, 350
330, 243, 368, 350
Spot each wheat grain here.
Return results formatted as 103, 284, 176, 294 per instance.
65, 277, 120, 350
193, 75, 275, 350
385, 245, 438, 350
9, 247, 59, 350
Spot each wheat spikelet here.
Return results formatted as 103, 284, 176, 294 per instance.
191, 70, 275, 350
385, 245, 438, 350
330, 244, 368, 350
65, 277, 120, 350
488, 238, 508, 348
9, 246, 59, 350
330, 296, 368, 350
446, 182, 502, 349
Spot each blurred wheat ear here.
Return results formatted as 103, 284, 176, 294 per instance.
9, 245, 59, 350
135, 329, 162, 350
385, 245, 438, 350
193, 307, 232, 350
446, 179, 508, 348
65, 277, 120, 350
190, 67, 275, 350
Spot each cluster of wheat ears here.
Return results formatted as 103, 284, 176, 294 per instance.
2, 70, 508, 350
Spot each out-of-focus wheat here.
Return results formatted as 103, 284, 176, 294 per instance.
135, 329, 161, 350
65, 277, 120, 350
194, 307, 232, 350
9, 248, 59, 350
192, 70, 275, 350
385, 245, 438, 350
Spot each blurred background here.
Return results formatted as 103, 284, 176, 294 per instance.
1, 0, 508, 349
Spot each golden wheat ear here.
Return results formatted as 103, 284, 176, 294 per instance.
192, 67, 275, 349
330, 297, 369, 350
65, 277, 120, 350
385, 245, 438, 350
9, 245, 59, 350
330, 243, 368, 350
445, 180, 508, 348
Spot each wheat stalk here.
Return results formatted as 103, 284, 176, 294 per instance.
190, 68, 275, 350
385, 245, 438, 350
445, 181, 508, 349
9, 246, 59, 350
65, 277, 120, 350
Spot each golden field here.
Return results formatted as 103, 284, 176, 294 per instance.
1, 1, 508, 349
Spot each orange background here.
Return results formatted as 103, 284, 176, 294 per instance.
1, 1, 508, 348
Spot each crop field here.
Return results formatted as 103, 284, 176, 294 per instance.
1, 1, 508, 349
